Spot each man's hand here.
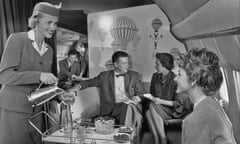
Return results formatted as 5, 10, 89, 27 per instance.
68, 84, 81, 92
132, 96, 141, 103
71, 74, 82, 80
60, 92, 75, 105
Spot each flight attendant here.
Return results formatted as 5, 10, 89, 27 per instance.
0, 2, 60, 144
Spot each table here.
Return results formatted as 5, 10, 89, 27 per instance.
42, 127, 135, 144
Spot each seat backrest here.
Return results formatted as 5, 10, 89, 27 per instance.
71, 87, 100, 120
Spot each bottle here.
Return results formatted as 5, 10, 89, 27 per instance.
60, 103, 73, 137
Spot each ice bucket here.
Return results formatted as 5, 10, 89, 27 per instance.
27, 85, 64, 107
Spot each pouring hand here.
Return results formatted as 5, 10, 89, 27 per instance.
40, 72, 58, 85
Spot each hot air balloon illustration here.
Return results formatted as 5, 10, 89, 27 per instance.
97, 29, 108, 51
150, 18, 163, 57
131, 34, 141, 51
110, 16, 138, 50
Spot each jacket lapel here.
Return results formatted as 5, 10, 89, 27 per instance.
109, 71, 115, 101
124, 72, 132, 97
63, 59, 69, 70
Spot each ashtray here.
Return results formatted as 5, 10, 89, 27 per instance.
113, 133, 130, 143
118, 126, 133, 134
95, 116, 115, 134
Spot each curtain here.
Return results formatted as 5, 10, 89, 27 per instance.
0, 0, 40, 60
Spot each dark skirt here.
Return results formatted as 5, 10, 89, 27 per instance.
0, 108, 42, 144
150, 103, 173, 123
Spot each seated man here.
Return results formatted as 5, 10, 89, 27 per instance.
58, 50, 81, 89
76, 51, 146, 127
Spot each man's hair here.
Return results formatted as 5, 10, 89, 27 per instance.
179, 48, 223, 96
112, 51, 129, 63
155, 53, 174, 70
68, 50, 79, 57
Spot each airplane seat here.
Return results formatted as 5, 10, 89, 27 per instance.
165, 118, 182, 126
71, 87, 100, 120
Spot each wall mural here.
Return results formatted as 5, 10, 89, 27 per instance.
110, 16, 138, 51
149, 18, 163, 57
97, 28, 108, 51
88, 4, 186, 81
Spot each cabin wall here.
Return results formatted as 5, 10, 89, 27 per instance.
87, 4, 185, 82
72, 4, 186, 121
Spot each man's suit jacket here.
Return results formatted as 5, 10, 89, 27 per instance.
79, 70, 146, 116
182, 96, 236, 144
59, 59, 81, 80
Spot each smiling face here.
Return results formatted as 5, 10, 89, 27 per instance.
68, 54, 78, 64
76, 43, 86, 56
114, 57, 129, 74
36, 13, 58, 38
155, 59, 163, 73
172, 66, 192, 94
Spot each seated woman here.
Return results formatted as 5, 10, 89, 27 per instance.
69, 40, 89, 78
173, 48, 236, 144
145, 53, 192, 144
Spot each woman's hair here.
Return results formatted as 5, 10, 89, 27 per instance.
69, 40, 79, 52
155, 53, 174, 70
69, 41, 87, 51
180, 48, 223, 96
28, 11, 43, 28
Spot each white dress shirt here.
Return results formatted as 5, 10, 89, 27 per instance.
114, 72, 128, 103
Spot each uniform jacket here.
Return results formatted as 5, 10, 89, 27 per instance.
0, 32, 53, 113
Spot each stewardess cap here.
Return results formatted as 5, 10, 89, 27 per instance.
33, 2, 61, 16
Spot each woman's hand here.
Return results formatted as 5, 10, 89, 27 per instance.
40, 72, 58, 85
143, 93, 154, 101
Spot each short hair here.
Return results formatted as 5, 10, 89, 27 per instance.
68, 50, 79, 57
112, 51, 129, 63
180, 48, 223, 96
155, 53, 174, 70
28, 11, 43, 28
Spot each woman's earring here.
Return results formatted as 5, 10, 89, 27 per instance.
191, 81, 196, 87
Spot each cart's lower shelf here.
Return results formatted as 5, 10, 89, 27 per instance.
42, 127, 134, 144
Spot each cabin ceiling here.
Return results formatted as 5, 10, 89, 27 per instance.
44, 0, 240, 39
43, 0, 154, 34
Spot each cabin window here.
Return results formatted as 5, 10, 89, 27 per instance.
233, 70, 240, 109
219, 67, 229, 103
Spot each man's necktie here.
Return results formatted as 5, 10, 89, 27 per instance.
116, 73, 126, 77
68, 64, 71, 72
